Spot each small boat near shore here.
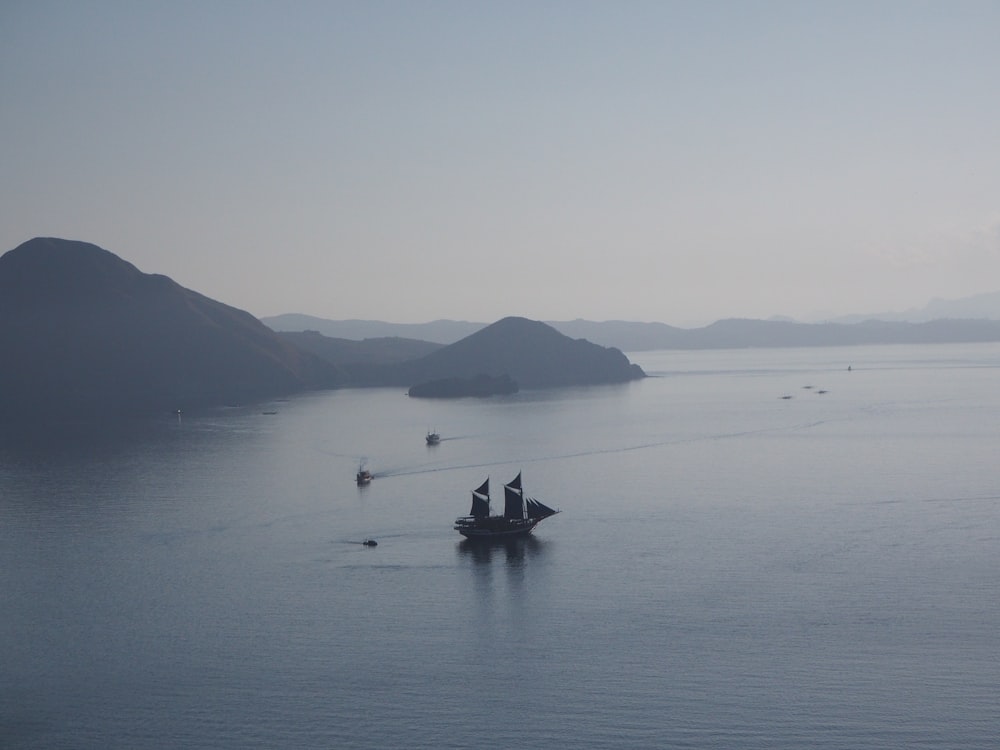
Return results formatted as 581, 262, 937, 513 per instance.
454, 472, 558, 539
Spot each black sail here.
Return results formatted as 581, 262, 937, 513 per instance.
526, 497, 558, 520
470, 478, 490, 518
503, 482, 524, 520
470, 494, 489, 518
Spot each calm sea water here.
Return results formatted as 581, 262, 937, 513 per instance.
2, 343, 999, 749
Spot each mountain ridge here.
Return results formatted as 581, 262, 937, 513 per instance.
263, 314, 482, 345
5, 236, 997, 423
824, 291, 1000, 324
0, 238, 647, 419
0, 238, 342, 420
263, 313, 1000, 351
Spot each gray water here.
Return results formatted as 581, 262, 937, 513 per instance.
2, 344, 999, 748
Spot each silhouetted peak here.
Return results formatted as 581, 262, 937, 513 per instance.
3, 236, 141, 275
399, 315, 645, 389
464, 316, 565, 344
0, 237, 149, 305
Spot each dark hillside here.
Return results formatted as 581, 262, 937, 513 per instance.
263, 314, 482, 344
0, 238, 341, 420
395, 316, 645, 389
278, 330, 442, 366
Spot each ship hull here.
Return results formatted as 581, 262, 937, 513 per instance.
453, 517, 540, 539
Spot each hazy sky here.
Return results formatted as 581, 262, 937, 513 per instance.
3, 1, 999, 325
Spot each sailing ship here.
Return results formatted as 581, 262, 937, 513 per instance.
425, 430, 441, 445
453, 472, 559, 539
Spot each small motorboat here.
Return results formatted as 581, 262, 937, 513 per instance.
356, 462, 373, 485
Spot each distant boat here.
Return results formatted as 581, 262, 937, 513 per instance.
356, 463, 373, 485
453, 473, 559, 539
362, 539, 378, 547
425, 430, 441, 445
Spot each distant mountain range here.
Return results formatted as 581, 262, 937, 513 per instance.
826, 292, 1000, 324
6, 235, 998, 421
274, 317, 644, 390
549, 317, 1000, 350
262, 314, 483, 344
263, 290, 1000, 344
264, 311, 1000, 351
0, 238, 644, 420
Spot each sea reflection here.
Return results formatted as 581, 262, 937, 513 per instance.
456, 534, 547, 567
457, 535, 551, 639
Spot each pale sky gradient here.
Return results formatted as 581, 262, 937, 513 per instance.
3, 1, 999, 326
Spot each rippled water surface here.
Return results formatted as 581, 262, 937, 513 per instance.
3, 343, 999, 748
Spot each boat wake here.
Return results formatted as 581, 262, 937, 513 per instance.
376, 419, 837, 479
